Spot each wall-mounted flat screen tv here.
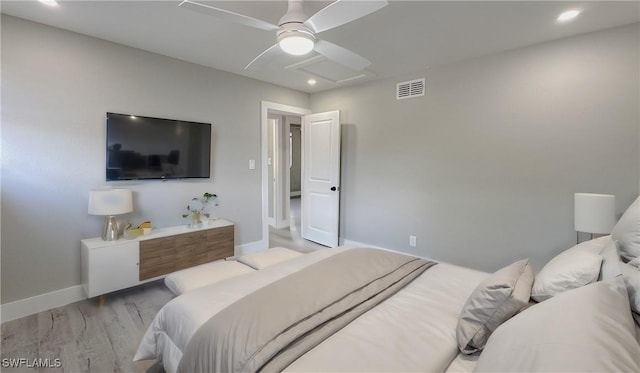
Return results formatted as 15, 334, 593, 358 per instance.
106, 112, 211, 181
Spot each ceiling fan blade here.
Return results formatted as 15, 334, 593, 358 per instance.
179, 0, 279, 32
244, 44, 282, 70
314, 40, 371, 71
304, 0, 388, 33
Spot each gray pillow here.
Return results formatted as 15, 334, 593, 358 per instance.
456, 259, 534, 354
475, 277, 640, 372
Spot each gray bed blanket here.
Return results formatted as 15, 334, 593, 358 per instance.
177, 248, 436, 373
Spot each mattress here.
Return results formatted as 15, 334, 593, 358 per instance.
135, 247, 488, 373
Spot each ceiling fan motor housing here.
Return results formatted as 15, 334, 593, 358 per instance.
278, 0, 307, 27
277, 23, 315, 41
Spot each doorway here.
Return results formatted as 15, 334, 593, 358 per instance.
266, 114, 300, 231
261, 101, 335, 252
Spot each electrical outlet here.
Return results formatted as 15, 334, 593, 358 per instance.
409, 235, 417, 247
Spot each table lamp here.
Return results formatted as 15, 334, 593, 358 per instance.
88, 189, 133, 241
574, 193, 615, 242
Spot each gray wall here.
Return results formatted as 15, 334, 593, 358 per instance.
311, 24, 640, 272
1, 16, 309, 303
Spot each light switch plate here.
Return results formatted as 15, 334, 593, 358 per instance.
249, 159, 256, 170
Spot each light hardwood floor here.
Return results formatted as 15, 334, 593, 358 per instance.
1, 281, 171, 373
269, 197, 328, 253
1, 199, 324, 373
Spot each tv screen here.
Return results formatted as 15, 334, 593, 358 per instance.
106, 112, 211, 181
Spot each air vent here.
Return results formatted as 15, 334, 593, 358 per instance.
396, 78, 425, 100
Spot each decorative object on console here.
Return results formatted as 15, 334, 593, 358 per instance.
574, 193, 615, 243
123, 221, 153, 239
182, 192, 218, 228
88, 188, 133, 241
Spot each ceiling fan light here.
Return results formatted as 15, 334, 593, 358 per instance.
278, 32, 315, 56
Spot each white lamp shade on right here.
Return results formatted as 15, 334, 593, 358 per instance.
88, 189, 133, 216
574, 193, 616, 234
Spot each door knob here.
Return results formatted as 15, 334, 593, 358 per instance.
330, 186, 337, 191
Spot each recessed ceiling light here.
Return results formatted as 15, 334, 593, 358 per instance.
557, 9, 581, 22
307, 79, 317, 86
130, 116, 137, 119
38, 0, 59, 6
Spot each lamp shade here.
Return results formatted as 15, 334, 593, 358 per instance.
574, 193, 616, 234
88, 189, 133, 216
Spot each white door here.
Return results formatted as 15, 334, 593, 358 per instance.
301, 110, 340, 247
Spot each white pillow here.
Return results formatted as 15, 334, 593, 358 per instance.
531, 246, 602, 302
237, 247, 303, 270
565, 234, 611, 254
611, 196, 640, 263
456, 259, 534, 354
600, 240, 640, 315
476, 277, 640, 372
164, 260, 255, 295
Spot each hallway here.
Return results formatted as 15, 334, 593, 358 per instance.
269, 197, 327, 253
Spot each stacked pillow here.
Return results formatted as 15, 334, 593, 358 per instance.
456, 195, 640, 358
476, 277, 640, 372
530, 236, 608, 302
529, 196, 640, 313
456, 259, 534, 353
606, 196, 640, 315
611, 196, 640, 267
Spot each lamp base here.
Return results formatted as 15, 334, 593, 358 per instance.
102, 215, 119, 241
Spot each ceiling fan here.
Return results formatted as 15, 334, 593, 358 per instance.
179, 0, 388, 71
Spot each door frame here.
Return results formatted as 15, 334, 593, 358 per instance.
261, 101, 311, 248
266, 115, 279, 228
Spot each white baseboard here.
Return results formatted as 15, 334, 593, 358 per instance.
340, 238, 387, 250
1, 285, 86, 324
274, 218, 290, 230
290, 191, 301, 197
234, 240, 268, 256
340, 238, 435, 261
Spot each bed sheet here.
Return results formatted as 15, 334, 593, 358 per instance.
135, 247, 487, 373
284, 262, 487, 372
134, 247, 349, 373
445, 352, 480, 373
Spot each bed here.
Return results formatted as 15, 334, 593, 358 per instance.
135, 198, 640, 373
135, 247, 488, 372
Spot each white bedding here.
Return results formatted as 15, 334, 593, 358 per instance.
135, 247, 488, 373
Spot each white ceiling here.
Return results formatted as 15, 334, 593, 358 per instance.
2, 1, 639, 93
